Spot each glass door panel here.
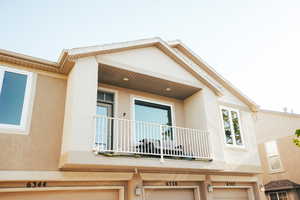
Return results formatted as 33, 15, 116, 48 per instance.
96, 103, 113, 151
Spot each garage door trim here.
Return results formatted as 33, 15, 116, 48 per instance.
212, 186, 254, 200
143, 186, 200, 200
0, 186, 125, 200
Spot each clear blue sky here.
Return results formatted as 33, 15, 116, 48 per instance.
1, 0, 300, 113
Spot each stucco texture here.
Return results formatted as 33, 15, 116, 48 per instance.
0, 74, 66, 170
258, 135, 300, 184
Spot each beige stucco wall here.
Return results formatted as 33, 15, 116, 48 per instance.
173, 46, 261, 169
99, 82, 261, 171
0, 73, 66, 170
61, 57, 98, 154
172, 46, 247, 107
183, 91, 207, 130
255, 111, 300, 186
100, 83, 185, 127
255, 110, 300, 144
221, 108, 261, 169
58, 50, 261, 172
96, 46, 202, 88
191, 85, 261, 169
0, 47, 261, 173
258, 135, 300, 184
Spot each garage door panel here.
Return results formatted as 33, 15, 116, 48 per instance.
0, 189, 119, 200
145, 188, 195, 200
213, 188, 249, 200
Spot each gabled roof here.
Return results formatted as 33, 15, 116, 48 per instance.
0, 37, 259, 111
265, 179, 300, 192
67, 37, 223, 96
168, 40, 259, 111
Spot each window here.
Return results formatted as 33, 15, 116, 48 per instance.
97, 91, 114, 104
134, 99, 172, 141
265, 140, 283, 172
269, 191, 288, 200
0, 65, 33, 132
220, 106, 244, 146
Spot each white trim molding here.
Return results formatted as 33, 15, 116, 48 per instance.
219, 105, 246, 149
98, 86, 119, 118
0, 186, 125, 200
212, 185, 255, 200
140, 173, 205, 181
210, 175, 258, 182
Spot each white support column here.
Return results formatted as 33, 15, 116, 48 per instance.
61, 56, 99, 154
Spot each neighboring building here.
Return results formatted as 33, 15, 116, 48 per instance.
255, 110, 300, 200
0, 38, 266, 200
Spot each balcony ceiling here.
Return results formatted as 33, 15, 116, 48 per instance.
98, 64, 201, 100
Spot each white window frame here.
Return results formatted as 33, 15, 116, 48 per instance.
269, 191, 289, 200
219, 106, 245, 148
0, 65, 34, 133
265, 140, 284, 173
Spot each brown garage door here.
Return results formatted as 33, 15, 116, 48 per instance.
213, 188, 249, 200
0, 189, 119, 200
145, 188, 195, 200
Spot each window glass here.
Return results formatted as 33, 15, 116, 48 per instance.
231, 110, 243, 145
97, 92, 105, 101
135, 102, 171, 125
269, 156, 282, 170
265, 140, 282, 171
269, 193, 278, 200
0, 71, 27, 125
278, 192, 288, 200
97, 91, 114, 103
105, 92, 114, 102
221, 109, 233, 144
269, 192, 288, 200
135, 100, 172, 141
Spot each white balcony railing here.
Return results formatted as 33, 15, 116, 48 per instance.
94, 115, 212, 161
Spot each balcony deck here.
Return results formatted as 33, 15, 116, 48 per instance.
93, 115, 213, 161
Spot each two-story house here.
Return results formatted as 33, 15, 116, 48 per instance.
0, 38, 264, 200
255, 110, 300, 200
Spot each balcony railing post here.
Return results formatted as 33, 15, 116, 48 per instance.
93, 115, 212, 161
159, 125, 164, 162
93, 115, 97, 154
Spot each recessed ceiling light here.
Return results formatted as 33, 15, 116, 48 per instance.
166, 87, 171, 91
123, 77, 129, 81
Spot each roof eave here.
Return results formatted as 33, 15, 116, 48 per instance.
168, 41, 259, 112
67, 38, 223, 96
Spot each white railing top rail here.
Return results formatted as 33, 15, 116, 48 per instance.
94, 114, 209, 133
